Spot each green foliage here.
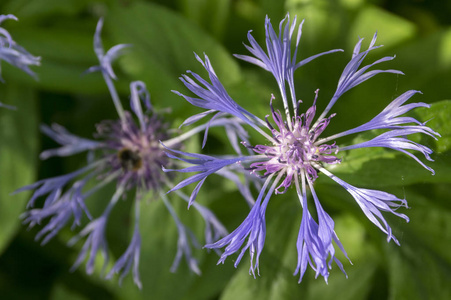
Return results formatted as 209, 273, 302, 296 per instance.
0, 0, 450, 299
0, 84, 38, 254
318, 100, 451, 188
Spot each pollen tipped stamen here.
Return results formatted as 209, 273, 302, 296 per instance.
243, 166, 257, 171
241, 141, 255, 149
265, 115, 275, 130
278, 158, 287, 164
270, 131, 282, 144
295, 99, 303, 117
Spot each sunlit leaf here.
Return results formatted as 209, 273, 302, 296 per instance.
348, 5, 416, 49
320, 100, 451, 187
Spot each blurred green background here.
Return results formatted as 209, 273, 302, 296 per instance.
1, 0, 451, 299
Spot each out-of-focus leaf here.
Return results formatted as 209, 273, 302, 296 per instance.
386, 192, 451, 300
10, 27, 131, 95
286, 0, 346, 44
339, 0, 366, 10
106, 1, 241, 115
0, 84, 38, 254
439, 28, 451, 68
307, 261, 379, 300
13, 28, 94, 65
51, 284, 88, 300
387, 245, 451, 300
3, 0, 89, 20
348, 5, 416, 49
393, 28, 451, 99
179, 0, 231, 40
259, 0, 286, 18
397, 191, 451, 267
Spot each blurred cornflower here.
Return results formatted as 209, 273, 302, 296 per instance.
15, 19, 237, 288
0, 14, 40, 109
164, 14, 439, 282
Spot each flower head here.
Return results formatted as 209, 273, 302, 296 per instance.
16, 19, 230, 288
0, 14, 40, 109
165, 14, 439, 282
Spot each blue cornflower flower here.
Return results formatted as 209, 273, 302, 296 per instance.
164, 14, 439, 283
15, 18, 238, 288
0, 14, 40, 109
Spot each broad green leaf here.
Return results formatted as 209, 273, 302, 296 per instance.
3, 0, 89, 20
394, 191, 451, 267
339, 0, 366, 10
260, 0, 286, 18
13, 28, 94, 65
10, 27, 131, 95
414, 99, 451, 153
0, 84, 38, 254
51, 284, 89, 300
286, 0, 346, 45
307, 224, 379, 300
348, 5, 416, 49
439, 28, 451, 68
106, 1, 242, 115
387, 245, 451, 300
179, 0, 231, 40
307, 260, 379, 300
386, 192, 451, 300
392, 27, 451, 98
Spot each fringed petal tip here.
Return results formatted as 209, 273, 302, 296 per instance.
0, 14, 18, 23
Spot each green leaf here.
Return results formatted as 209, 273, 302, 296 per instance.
306, 260, 379, 300
106, 1, 242, 116
414, 99, 451, 153
386, 192, 451, 300
10, 27, 131, 95
178, 0, 231, 40
3, 0, 89, 20
348, 5, 416, 49
318, 100, 451, 187
0, 84, 39, 254
392, 28, 451, 99
439, 28, 451, 69
285, 0, 347, 45
319, 148, 451, 187
50, 283, 88, 300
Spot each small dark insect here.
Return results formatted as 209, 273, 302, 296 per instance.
118, 148, 142, 171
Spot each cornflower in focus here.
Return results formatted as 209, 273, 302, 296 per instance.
0, 14, 40, 109
164, 14, 439, 282
15, 19, 233, 288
